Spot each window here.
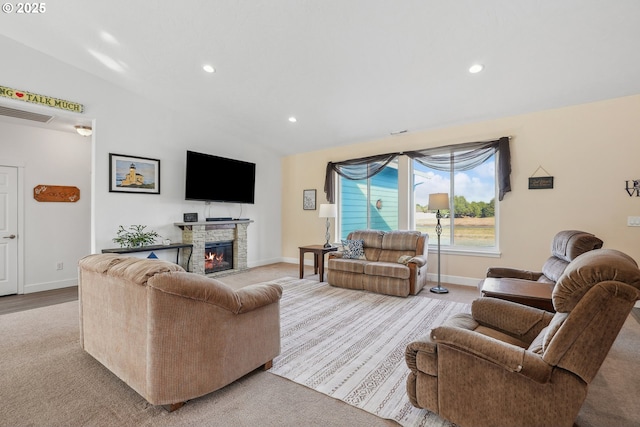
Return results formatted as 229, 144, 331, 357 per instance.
413, 154, 496, 249
339, 160, 398, 239
327, 136, 509, 250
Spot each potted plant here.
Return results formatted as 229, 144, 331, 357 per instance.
112, 225, 159, 248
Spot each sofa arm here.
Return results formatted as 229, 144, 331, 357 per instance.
472, 298, 553, 339
486, 267, 543, 281
431, 325, 552, 383
148, 272, 282, 314
236, 283, 283, 313
407, 255, 427, 268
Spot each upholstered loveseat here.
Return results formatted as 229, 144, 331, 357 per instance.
405, 248, 640, 427
327, 230, 429, 297
78, 254, 282, 410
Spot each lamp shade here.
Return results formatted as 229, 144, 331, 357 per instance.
318, 203, 337, 218
428, 193, 449, 210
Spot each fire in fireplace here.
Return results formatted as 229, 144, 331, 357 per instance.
204, 241, 233, 274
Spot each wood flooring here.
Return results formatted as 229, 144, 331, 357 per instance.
0, 286, 78, 315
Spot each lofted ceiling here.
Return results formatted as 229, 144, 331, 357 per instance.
2, 0, 640, 156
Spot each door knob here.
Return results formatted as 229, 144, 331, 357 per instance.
3, 234, 16, 239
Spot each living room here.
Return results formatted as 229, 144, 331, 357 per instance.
1, 2, 640, 426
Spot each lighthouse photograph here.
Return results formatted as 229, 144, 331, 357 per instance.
109, 154, 160, 194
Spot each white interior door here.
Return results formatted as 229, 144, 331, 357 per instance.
0, 166, 18, 296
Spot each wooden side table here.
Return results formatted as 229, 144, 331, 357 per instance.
299, 245, 338, 282
480, 277, 555, 312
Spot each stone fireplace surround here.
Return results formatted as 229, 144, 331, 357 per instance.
175, 220, 252, 276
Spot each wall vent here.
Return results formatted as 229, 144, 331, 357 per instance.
0, 105, 54, 123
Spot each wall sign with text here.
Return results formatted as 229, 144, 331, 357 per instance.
0, 84, 84, 113
625, 180, 640, 197
528, 176, 554, 190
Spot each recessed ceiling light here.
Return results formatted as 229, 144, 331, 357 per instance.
469, 64, 484, 74
203, 64, 215, 73
288, 117, 297, 123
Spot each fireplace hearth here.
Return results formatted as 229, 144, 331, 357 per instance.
204, 241, 233, 274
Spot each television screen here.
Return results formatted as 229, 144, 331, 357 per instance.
185, 151, 256, 204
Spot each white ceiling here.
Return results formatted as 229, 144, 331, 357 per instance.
2, 0, 640, 156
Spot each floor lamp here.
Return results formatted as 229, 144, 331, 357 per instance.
319, 204, 337, 248
429, 193, 449, 294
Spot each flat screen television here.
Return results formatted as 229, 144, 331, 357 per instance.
185, 150, 256, 204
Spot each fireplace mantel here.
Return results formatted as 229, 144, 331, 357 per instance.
174, 219, 253, 228
175, 220, 253, 276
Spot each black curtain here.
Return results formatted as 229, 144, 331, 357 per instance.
323, 137, 511, 203
324, 152, 399, 203
406, 136, 511, 201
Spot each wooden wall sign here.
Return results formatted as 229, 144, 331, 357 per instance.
528, 176, 554, 190
529, 166, 554, 190
33, 185, 80, 202
0, 85, 84, 113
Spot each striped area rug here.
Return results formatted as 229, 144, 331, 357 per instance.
268, 277, 470, 427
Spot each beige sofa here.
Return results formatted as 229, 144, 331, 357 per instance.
78, 254, 282, 410
405, 248, 640, 427
327, 230, 429, 297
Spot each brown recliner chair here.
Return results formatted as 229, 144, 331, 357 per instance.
479, 230, 603, 311
406, 249, 640, 427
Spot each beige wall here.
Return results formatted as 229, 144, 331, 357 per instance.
282, 94, 640, 284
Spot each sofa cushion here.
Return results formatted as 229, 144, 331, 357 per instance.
553, 249, 640, 312
347, 230, 384, 261
541, 256, 569, 283
328, 258, 368, 274
341, 239, 366, 259
378, 230, 420, 263
382, 230, 422, 250
364, 262, 410, 280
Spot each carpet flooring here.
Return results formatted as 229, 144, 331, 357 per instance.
270, 277, 468, 427
1, 274, 638, 426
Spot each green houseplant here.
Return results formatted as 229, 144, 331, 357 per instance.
113, 225, 159, 248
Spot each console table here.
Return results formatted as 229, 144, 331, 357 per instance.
299, 245, 338, 282
102, 243, 193, 271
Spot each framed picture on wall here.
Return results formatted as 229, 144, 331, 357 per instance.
303, 189, 316, 210
109, 153, 160, 194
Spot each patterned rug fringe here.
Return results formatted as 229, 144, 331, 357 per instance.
267, 277, 469, 427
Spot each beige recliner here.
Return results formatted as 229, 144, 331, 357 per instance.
406, 248, 640, 427
78, 254, 282, 410
486, 229, 604, 284
479, 230, 603, 310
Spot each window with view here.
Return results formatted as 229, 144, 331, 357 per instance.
413, 154, 496, 248
339, 160, 398, 240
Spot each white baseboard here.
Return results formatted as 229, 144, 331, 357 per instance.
426, 273, 481, 288
248, 257, 287, 268
24, 278, 77, 294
